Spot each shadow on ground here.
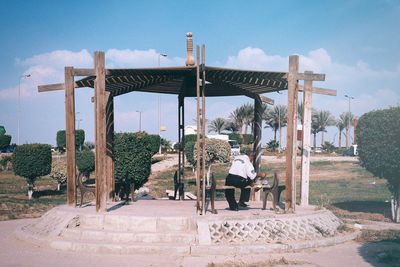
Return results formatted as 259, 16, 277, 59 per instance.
358, 230, 400, 267
33, 189, 64, 198
332, 200, 391, 219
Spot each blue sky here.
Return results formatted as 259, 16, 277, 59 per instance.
0, 0, 399, 146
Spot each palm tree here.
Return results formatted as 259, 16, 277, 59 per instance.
336, 119, 345, 148
241, 103, 254, 135
229, 107, 245, 134
313, 110, 336, 145
340, 112, 354, 148
264, 105, 287, 144
208, 118, 226, 134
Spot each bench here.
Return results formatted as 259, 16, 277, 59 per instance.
206, 172, 286, 214
76, 173, 95, 207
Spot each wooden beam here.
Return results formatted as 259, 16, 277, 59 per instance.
300, 71, 313, 207
65, 67, 76, 207
94, 51, 107, 212
252, 94, 263, 201
38, 83, 67, 92
285, 55, 299, 212
201, 44, 206, 215
297, 84, 336, 96
195, 45, 201, 213
260, 95, 274, 105
296, 73, 325, 81
105, 93, 115, 201
74, 68, 110, 76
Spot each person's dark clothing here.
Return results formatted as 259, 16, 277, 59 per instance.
224, 173, 252, 210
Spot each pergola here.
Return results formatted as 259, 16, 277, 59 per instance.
38, 33, 336, 213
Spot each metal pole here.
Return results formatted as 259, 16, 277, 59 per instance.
17, 74, 30, 145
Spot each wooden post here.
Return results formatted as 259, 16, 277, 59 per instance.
252, 94, 263, 201
285, 55, 299, 212
65, 67, 76, 207
195, 45, 201, 212
300, 71, 313, 207
105, 93, 115, 201
201, 44, 207, 215
94, 51, 107, 212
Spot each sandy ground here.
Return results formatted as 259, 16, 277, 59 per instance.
0, 217, 389, 267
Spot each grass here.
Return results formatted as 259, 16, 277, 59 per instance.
150, 160, 392, 221
0, 171, 66, 221
207, 257, 304, 267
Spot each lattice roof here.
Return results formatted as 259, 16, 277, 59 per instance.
74, 66, 288, 98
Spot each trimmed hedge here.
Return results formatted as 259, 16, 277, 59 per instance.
12, 144, 52, 187
114, 132, 153, 198
56, 129, 85, 150
147, 134, 161, 156
228, 133, 243, 145
356, 107, 400, 222
194, 138, 231, 166
77, 149, 95, 178
0, 134, 11, 149
356, 107, 400, 187
49, 158, 67, 186
185, 141, 197, 168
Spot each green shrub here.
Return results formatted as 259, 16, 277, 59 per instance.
228, 133, 243, 145
242, 134, 254, 145
356, 107, 400, 222
267, 140, 279, 152
185, 141, 197, 168
147, 134, 161, 156
0, 134, 11, 149
56, 129, 85, 151
184, 134, 197, 144
194, 139, 231, 167
322, 141, 335, 153
12, 144, 52, 198
0, 155, 12, 171
114, 132, 153, 200
49, 158, 67, 188
77, 149, 95, 178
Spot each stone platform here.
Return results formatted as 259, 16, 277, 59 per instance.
15, 200, 358, 255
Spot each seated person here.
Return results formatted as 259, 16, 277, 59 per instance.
225, 151, 266, 211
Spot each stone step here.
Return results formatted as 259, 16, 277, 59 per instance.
61, 228, 197, 244
77, 215, 195, 232
50, 240, 191, 255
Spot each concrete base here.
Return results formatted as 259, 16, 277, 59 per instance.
15, 200, 358, 255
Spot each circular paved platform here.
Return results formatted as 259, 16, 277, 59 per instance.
15, 200, 358, 255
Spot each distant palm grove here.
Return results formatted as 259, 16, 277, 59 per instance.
207, 102, 355, 150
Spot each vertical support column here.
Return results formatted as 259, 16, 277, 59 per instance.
195, 45, 201, 212
201, 44, 207, 215
65, 67, 76, 207
300, 71, 313, 207
252, 94, 263, 201
105, 93, 115, 201
94, 51, 107, 212
285, 55, 299, 212
178, 94, 185, 200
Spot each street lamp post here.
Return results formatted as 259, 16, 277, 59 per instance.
18, 74, 31, 145
158, 53, 167, 154
344, 94, 354, 148
136, 110, 142, 132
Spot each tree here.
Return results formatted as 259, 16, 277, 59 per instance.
340, 112, 354, 148
229, 107, 245, 135
194, 138, 231, 181
241, 103, 254, 135
336, 119, 345, 148
356, 107, 400, 222
76, 149, 95, 178
313, 110, 336, 145
0, 126, 11, 149
12, 144, 52, 199
56, 129, 85, 151
208, 118, 227, 134
49, 158, 67, 191
264, 105, 287, 147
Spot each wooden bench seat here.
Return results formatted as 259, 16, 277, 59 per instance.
206, 172, 285, 214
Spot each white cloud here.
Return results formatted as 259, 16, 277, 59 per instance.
0, 49, 185, 100
225, 47, 400, 116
